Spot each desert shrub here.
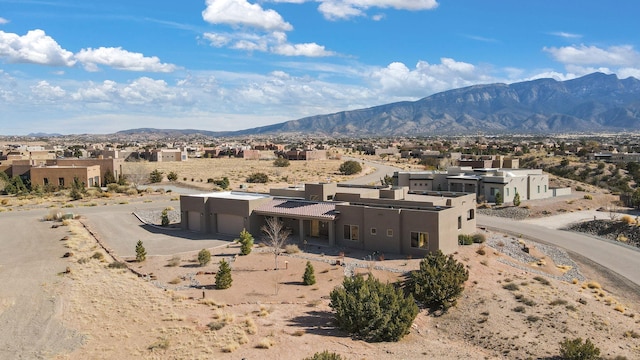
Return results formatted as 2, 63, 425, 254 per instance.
458, 234, 474, 245
502, 283, 519, 291
559, 337, 600, 360
476, 247, 486, 255
472, 233, 486, 243
255, 338, 274, 349
167, 255, 181, 267
513, 306, 525, 313
215, 259, 232, 289
246, 172, 269, 183
339, 160, 362, 175
304, 351, 344, 360
495, 191, 503, 206
167, 171, 178, 182
212, 177, 230, 189
103, 169, 117, 185
621, 215, 634, 224
575, 185, 585, 192
125, 188, 138, 196
513, 192, 521, 206
149, 169, 163, 183
403, 250, 469, 312
91, 252, 104, 260
108, 261, 127, 269
303, 261, 316, 285
330, 274, 418, 342
135, 240, 146, 262
207, 320, 226, 331
238, 229, 254, 255
533, 275, 551, 286
198, 249, 211, 266
285, 244, 300, 254
273, 157, 290, 167
583, 194, 593, 200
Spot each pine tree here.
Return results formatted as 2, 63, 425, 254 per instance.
215, 259, 232, 289
198, 249, 211, 266
238, 229, 254, 255
161, 209, 170, 227
330, 274, 418, 342
404, 250, 469, 312
135, 240, 146, 262
513, 192, 521, 206
303, 261, 316, 285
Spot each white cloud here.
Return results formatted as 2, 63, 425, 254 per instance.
550, 31, 582, 39
30, 80, 66, 101
318, 0, 438, 20
0, 29, 75, 66
204, 30, 334, 57
544, 44, 640, 67
74, 47, 177, 72
369, 58, 489, 97
203, 32, 231, 47
272, 42, 334, 57
202, 0, 292, 32
0, 17, 9, 25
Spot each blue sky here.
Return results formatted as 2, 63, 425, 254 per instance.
1, 0, 639, 135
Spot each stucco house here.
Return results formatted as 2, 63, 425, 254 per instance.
180, 182, 476, 256
394, 167, 555, 204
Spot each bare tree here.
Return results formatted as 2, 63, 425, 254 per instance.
261, 217, 291, 270
124, 161, 148, 191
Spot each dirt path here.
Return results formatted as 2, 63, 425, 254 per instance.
0, 210, 85, 359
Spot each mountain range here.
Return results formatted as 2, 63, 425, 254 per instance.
121, 72, 640, 137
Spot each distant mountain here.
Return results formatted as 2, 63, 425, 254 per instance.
115, 128, 226, 137
228, 72, 640, 136
27, 132, 63, 137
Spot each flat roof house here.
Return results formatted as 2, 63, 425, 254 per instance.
180, 183, 476, 256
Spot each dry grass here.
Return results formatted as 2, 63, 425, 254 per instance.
256, 337, 274, 349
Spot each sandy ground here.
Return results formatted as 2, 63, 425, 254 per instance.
1, 161, 639, 359
30, 215, 637, 360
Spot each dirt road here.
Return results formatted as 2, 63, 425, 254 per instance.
0, 209, 84, 359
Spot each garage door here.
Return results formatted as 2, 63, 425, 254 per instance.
188, 211, 201, 232
217, 214, 244, 235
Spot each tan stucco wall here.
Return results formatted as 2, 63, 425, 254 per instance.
30, 165, 101, 189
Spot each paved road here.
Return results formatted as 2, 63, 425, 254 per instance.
342, 156, 402, 185
478, 214, 640, 287
69, 200, 232, 257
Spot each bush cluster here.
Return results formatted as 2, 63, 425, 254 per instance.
338, 160, 362, 175
403, 250, 469, 312
330, 274, 418, 342
246, 172, 269, 183
237, 229, 254, 255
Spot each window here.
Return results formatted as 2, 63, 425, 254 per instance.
506, 188, 509, 197
544, 185, 547, 192
537, 185, 540, 193
58, 177, 64, 187
387, 229, 393, 237
370, 228, 377, 235
467, 209, 475, 220
43, 178, 49, 185
343, 225, 359, 241
458, 216, 462, 229
411, 232, 428, 249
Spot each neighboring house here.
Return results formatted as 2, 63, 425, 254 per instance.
394, 167, 557, 204
30, 165, 101, 189
143, 149, 188, 162
8, 157, 123, 186
180, 182, 477, 256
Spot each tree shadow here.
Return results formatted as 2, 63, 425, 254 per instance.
282, 281, 305, 286
287, 310, 348, 338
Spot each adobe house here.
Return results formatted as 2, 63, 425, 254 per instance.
10, 157, 123, 186
394, 167, 555, 204
180, 183, 476, 256
30, 165, 101, 189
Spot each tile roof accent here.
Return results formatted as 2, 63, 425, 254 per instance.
254, 199, 337, 220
